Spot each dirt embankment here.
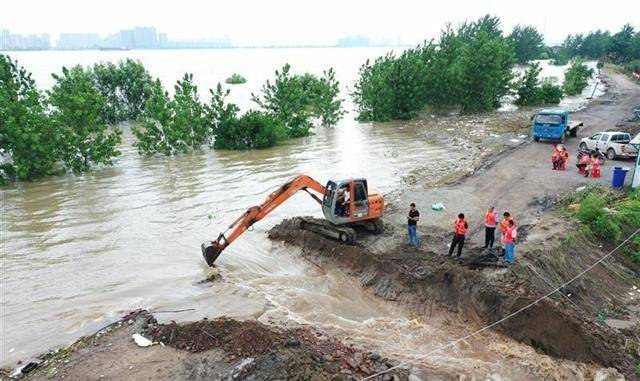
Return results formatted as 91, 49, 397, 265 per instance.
268, 69, 640, 379
269, 218, 637, 378
10, 310, 409, 381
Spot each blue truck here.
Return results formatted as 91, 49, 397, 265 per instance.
531, 109, 583, 143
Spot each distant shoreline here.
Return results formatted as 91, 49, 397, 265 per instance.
0, 45, 412, 53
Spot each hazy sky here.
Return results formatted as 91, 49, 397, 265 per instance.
1, 0, 636, 45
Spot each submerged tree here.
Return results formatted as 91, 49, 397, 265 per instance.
48, 65, 122, 173
208, 84, 285, 150
92, 59, 154, 124
563, 59, 594, 95
252, 64, 313, 138
0, 54, 61, 183
514, 62, 563, 106
133, 75, 208, 155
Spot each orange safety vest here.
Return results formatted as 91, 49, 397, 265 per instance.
560, 151, 569, 161
485, 211, 497, 227
454, 219, 468, 235
500, 217, 514, 233
590, 157, 601, 167
580, 155, 589, 164
504, 226, 517, 243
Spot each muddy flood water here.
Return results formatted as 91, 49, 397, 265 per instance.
2, 48, 605, 377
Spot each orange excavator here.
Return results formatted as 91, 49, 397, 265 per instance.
201, 175, 385, 266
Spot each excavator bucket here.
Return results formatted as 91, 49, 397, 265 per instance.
201, 241, 224, 267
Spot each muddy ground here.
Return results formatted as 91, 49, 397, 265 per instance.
270, 68, 640, 379
5, 310, 409, 380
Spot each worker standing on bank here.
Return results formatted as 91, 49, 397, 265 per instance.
500, 212, 513, 256
407, 203, 420, 247
484, 206, 497, 250
504, 219, 517, 264
448, 213, 468, 257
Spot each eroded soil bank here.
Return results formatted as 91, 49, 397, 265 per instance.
269, 217, 637, 379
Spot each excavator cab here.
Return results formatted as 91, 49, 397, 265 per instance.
322, 179, 369, 224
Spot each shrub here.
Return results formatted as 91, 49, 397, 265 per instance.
539, 81, 564, 104
48, 65, 122, 173
575, 194, 621, 241
625, 59, 640, 73
225, 73, 247, 84
563, 59, 594, 95
208, 84, 284, 150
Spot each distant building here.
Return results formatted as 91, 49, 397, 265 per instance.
336, 35, 371, 47
0, 28, 51, 50
57, 33, 101, 49
158, 33, 168, 48
133, 26, 157, 49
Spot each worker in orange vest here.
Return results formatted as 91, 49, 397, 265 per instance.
448, 213, 469, 257
586, 155, 602, 178
500, 211, 513, 256
483, 206, 497, 250
504, 220, 517, 264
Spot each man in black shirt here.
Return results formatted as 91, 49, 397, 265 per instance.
407, 203, 420, 247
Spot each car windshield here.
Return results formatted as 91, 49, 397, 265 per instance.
535, 114, 563, 125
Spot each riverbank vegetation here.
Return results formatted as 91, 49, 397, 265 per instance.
551, 24, 640, 65
353, 17, 640, 122
225, 73, 247, 84
1, 55, 344, 182
354, 15, 516, 121
562, 185, 640, 264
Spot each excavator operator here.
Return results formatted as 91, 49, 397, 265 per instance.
336, 184, 350, 217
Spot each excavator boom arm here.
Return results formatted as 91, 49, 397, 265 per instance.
202, 175, 326, 266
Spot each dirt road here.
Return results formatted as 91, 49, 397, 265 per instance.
378, 69, 639, 252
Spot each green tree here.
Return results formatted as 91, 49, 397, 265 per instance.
208, 84, 285, 150
0, 55, 61, 183
172, 73, 208, 148
133, 75, 208, 155
252, 64, 312, 138
563, 59, 594, 95
48, 65, 122, 173
299, 68, 345, 125
514, 62, 563, 106
132, 79, 183, 155
577, 30, 611, 59
508, 25, 545, 64
92, 59, 154, 123
609, 24, 636, 63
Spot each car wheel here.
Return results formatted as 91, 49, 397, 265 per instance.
579, 142, 587, 151
607, 148, 616, 160
533, 136, 540, 142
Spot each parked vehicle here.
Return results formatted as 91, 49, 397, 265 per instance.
579, 131, 638, 160
531, 109, 583, 143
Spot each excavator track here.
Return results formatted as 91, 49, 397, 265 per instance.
298, 217, 357, 244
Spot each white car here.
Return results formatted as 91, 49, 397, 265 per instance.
579, 131, 638, 160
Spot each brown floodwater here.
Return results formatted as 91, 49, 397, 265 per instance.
1, 48, 608, 378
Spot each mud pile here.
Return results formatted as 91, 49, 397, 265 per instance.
146, 316, 408, 380
269, 217, 638, 378
18, 309, 409, 381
